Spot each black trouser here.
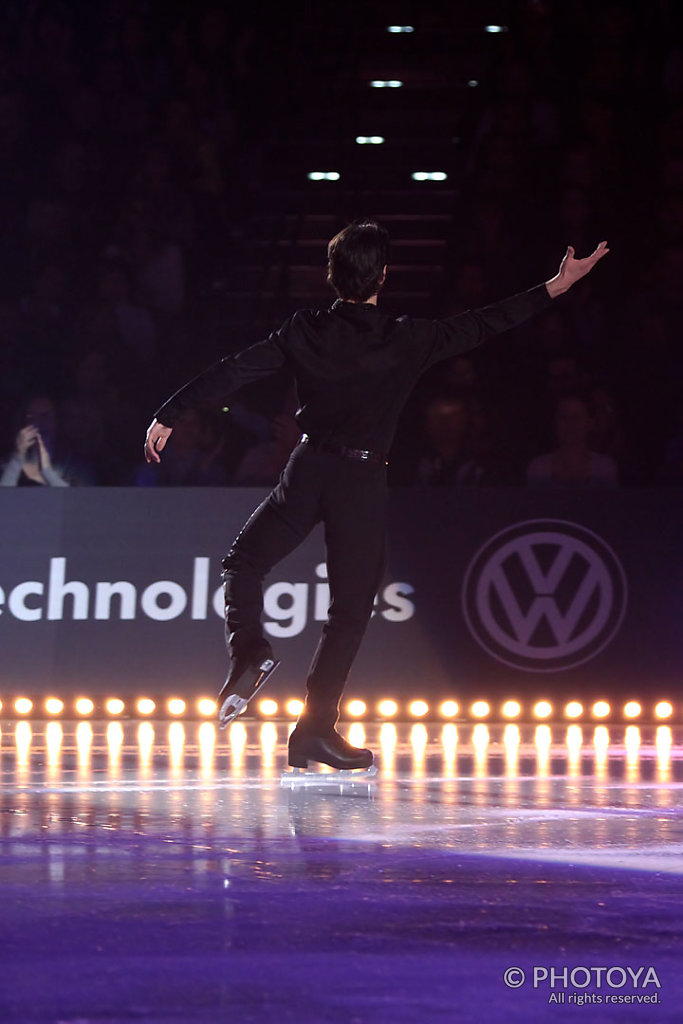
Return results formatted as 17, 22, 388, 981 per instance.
221, 441, 387, 730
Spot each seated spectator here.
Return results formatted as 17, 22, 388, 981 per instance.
135, 408, 226, 486
588, 384, 624, 463
0, 396, 69, 487
441, 355, 479, 399
526, 395, 618, 488
415, 395, 484, 486
233, 387, 300, 486
526, 351, 593, 456
0, 262, 72, 402
58, 396, 109, 486
107, 192, 186, 315
77, 260, 157, 367
57, 347, 141, 484
545, 353, 588, 402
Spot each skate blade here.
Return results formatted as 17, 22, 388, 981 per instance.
280, 765, 378, 787
217, 658, 280, 729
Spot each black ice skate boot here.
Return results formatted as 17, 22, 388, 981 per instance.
288, 724, 374, 771
218, 643, 279, 729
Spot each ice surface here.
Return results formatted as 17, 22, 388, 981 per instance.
1, 719, 681, 1023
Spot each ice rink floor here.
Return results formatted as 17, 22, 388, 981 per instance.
1, 718, 682, 1023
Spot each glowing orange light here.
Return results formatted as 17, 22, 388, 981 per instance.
501, 700, 521, 719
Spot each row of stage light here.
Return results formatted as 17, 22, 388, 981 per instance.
0, 696, 678, 723
305, 21, 508, 183
5, 722, 676, 777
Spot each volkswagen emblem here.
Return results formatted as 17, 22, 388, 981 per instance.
462, 519, 628, 672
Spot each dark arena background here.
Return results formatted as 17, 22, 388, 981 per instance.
1, 2, 683, 1022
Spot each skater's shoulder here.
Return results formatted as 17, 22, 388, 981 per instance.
289, 306, 329, 326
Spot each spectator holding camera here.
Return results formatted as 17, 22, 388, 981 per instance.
0, 396, 69, 487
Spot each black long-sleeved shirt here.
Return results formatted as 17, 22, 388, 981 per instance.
154, 284, 553, 452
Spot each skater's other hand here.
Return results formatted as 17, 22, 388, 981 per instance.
144, 418, 173, 463
546, 241, 609, 297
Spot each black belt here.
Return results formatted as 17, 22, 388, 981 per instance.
299, 434, 387, 465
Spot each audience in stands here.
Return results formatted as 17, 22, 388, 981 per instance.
0, 0, 679, 486
233, 386, 300, 486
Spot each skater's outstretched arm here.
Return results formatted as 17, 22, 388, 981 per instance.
144, 329, 289, 464
416, 241, 610, 371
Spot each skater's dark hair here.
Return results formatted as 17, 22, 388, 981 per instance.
327, 220, 389, 302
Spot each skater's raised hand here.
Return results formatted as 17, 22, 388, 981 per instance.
144, 418, 173, 464
546, 241, 609, 298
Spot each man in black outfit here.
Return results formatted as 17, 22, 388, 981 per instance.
144, 223, 608, 771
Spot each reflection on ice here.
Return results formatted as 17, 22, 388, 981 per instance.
15, 721, 31, 766
472, 723, 489, 762
347, 722, 366, 750
534, 724, 551, 773
442, 722, 458, 776
168, 721, 185, 772
46, 722, 62, 766
76, 721, 92, 767
198, 721, 215, 777
137, 721, 154, 768
0, 720, 681, 874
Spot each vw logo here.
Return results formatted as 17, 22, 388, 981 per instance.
462, 520, 628, 672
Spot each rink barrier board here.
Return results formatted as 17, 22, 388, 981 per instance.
0, 487, 680, 699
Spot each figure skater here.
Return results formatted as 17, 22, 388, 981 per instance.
144, 222, 608, 771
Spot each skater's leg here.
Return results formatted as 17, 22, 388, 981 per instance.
217, 445, 323, 726
221, 444, 322, 655
298, 459, 387, 732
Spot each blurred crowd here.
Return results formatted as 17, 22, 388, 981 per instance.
1, 1, 682, 488
389, 0, 683, 488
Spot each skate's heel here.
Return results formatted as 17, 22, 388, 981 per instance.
287, 752, 309, 769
